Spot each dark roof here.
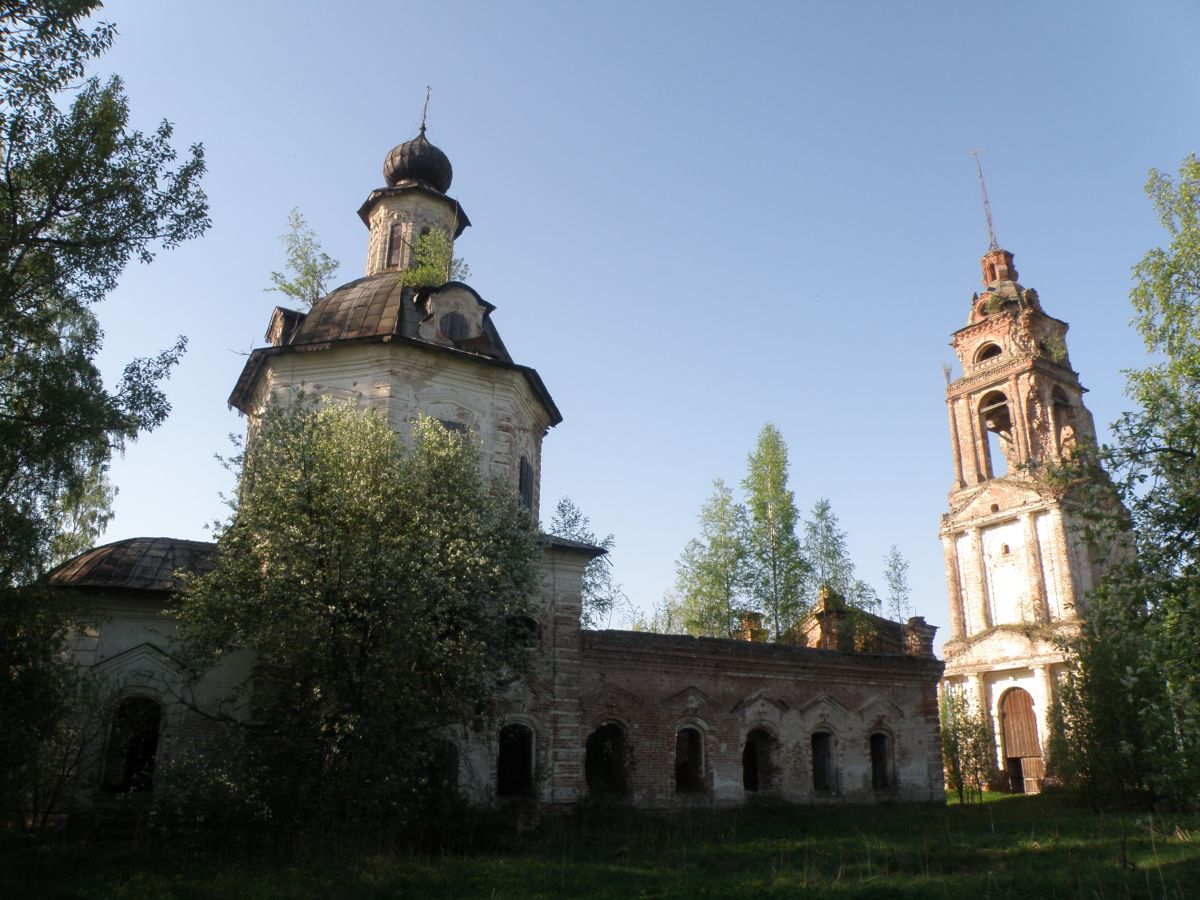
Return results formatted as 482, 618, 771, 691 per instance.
540, 533, 606, 558
383, 127, 453, 193
50, 537, 216, 593
289, 273, 408, 345
228, 277, 561, 427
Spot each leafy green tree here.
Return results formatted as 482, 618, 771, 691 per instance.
175, 406, 540, 830
939, 688, 995, 804
403, 228, 470, 288
1054, 153, 1200, 810
547, 496, 628, 629
0, 0, 207, 822
742, 423, 807, 637
266, 208, 340, 309
882, 545, 912, 623
670, 479, 749, 638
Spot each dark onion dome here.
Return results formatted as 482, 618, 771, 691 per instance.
383, 126, 452, 193
50, 536, 216, 593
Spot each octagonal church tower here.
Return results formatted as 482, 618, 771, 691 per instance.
228, 126, 557, 520
940, 247, 1103, 793
228, 128, 594, 804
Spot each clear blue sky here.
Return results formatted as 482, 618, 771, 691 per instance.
89, 0, 1200, 647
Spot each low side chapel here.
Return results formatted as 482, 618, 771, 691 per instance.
53, 127, 946, 811
940, 245, 1105, 793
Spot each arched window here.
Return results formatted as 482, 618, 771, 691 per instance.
811, 731, 834, 792
979, 390, 1014, 477
585, 722, 630, 799
742, 728, 775, 792
1052, 386, 1078, 455
869, 733, 893, 790
102, 696, 162, 793
386, 222, 404, 269
497, 723, 534, 797
974, 342, 1002, 363
674, 727, 704, 794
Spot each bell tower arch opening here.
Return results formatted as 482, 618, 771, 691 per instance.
978, 390, 1014, 478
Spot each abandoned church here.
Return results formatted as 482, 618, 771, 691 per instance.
938, 245, 1104, 794
53, 128, 986, 810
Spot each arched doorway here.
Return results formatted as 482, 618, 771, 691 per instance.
102, 696, 162, 793
585, 722, 630, 799
742, 728, 774, 792
497, 723, 535, 797
999, 687, 1043, 793
674, 727, 705, 794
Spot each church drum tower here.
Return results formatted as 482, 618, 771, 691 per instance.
940, 247, 1102, 794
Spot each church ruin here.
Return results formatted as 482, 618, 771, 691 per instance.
52, 129, 946, 810
939, 247, 1104, 793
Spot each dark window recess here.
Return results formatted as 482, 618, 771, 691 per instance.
743, 728, 774, 792
103, 697, 162, 793
497, 723, 535, 797
811, 732, 834, 792
585, 723, 631, 799
674, 727, 704, 794
518, 457, 534, 509
386, 223, 404, 269
870, 733, 892, 790
440, 311, 470, 341
437, 418, 467, 434
976, 342, 1002, 362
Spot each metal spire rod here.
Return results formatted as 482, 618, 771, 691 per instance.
420, 86, 431, 134
972, 149, 999, 251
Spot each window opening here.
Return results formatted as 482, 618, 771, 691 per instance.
674, 727, 704, 794
386, 223, 404, 269
103, 696, 162, 793
440, 311, 469, 341
975, 343, 1002, 363
980, 391, 1014, 477
497, 723, 534, 797
811, 731, 834, 792
518, 456, 534, 510
870, 733, 892, 790
743, 728, 774, 792
585, 723, 630, 799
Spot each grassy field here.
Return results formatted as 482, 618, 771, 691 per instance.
3, 793, 1199, 899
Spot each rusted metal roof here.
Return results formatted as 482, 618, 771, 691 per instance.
289, 273, 404, 345
49, 537, 216, 593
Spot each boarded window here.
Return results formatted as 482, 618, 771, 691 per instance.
870, 733, 892, 790
674, 727, 704, 794
497, 723, 534, 797
585, 723, 630, 799
811, 732, 834, 792
518, 456, 534, 510
103, 697, 162, 793
743, 728, 774, 792
386, 223, 404, 269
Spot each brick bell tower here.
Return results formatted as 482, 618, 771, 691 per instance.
939, 246, 1102, 793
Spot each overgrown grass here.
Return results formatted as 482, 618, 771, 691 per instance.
3, 793, 1198, 898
